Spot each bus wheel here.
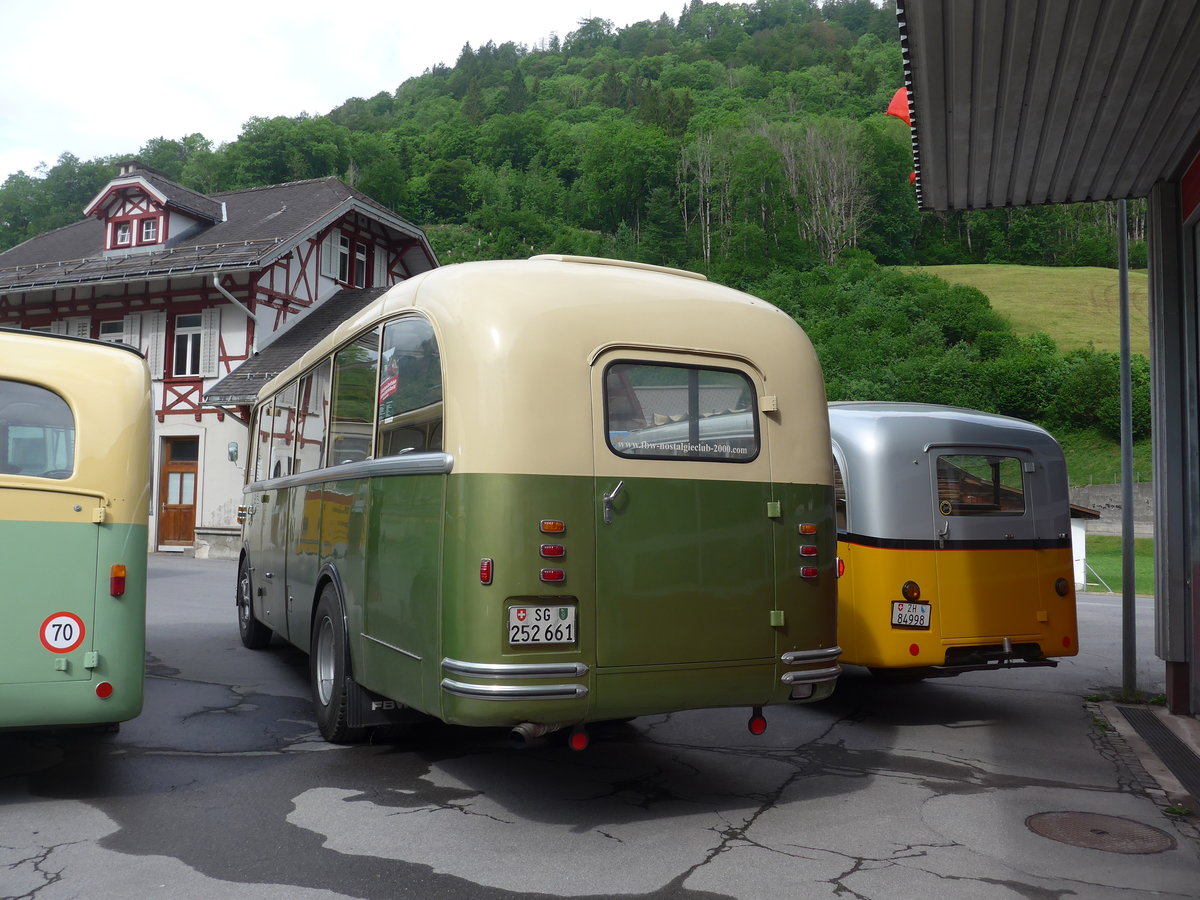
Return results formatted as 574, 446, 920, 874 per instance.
237, 559, 272, 650
310, 585, 367, 744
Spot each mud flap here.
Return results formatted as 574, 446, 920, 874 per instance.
344, 678, 424, 729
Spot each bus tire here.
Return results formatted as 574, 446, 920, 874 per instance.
237, 559, 272, 650
310, 584, 367, 744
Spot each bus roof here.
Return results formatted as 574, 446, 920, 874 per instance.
256, 256, 830, 482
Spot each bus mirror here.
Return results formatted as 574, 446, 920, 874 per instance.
228, 442, 239, 463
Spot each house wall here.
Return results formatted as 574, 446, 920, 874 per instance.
2, 205, 429, 561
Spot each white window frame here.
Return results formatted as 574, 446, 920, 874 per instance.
174, 314, 203, 377
141, 218, 158, 243
99, 320, 125, 343
115, 222, 131, 246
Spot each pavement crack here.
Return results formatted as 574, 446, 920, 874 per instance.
3, 841, 75, 900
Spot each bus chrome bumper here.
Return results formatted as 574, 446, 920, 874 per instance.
440, 658, 589, 701
779, 646, 842, 685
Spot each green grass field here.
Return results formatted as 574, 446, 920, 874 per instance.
1083, 535, 1156, 595
896, 264, 1154, 486
903, 264, 1150, 356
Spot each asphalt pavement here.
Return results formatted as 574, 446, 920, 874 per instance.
1, 558, 1197, 899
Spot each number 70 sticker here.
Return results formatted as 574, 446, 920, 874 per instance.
40, 612, 86, 653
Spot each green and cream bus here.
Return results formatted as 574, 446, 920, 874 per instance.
236, 256, 841, 747
0, 329, 151, 730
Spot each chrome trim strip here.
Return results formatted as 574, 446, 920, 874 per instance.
441, 658, 589, 679
440, 678, 588, 700
781, 646, 842, 666
781, 665, 842, 685
364, 634, 422, 661
245, 452, 454, 493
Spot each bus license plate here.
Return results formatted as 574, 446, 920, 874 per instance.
892, 601, 931, 627
508, 605, 576, 645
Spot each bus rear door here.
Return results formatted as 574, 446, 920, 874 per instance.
1, 487, 100, 691
593, 354, 775, 668
928, 446, 1040, 640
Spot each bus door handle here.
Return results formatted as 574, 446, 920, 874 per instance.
603, 480, 625, 525
937, 519, 949, 542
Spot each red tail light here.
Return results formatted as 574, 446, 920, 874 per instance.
539, 544, 565, 558
96, 682, 114, 699
110, 564, 127, 597
480, 558, 493, 585
540, 569, 565, 583
800, 566, 818, 579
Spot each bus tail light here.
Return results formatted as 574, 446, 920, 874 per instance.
539, 544, 565, 558
799, 545, 818, 557
837, 557, 845, 578
539, 519, 566, 534
480, 558, 493, 585
747, 706, 767, 735
1055, 577, 1070, 596
96, 682, 114, 700
901, 581, 921, 602
800, 566, 818, 579
110, 564, 127, 597
540, 569, 565, 583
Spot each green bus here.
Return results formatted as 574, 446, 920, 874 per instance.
0, 328, 151, 730
236, 256, 841, 747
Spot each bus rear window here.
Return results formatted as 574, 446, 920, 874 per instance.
605, 362, 757, 462
0, 379, 75, 479
937, 454, 1025, 516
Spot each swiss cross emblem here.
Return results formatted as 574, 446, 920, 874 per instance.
515, 608, 527, 622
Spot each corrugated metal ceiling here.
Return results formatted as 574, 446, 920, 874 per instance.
897, 0, 1200, 211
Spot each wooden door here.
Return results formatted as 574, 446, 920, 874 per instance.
159, 437, 198, 547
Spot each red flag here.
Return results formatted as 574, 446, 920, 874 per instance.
886, 86, 911, 126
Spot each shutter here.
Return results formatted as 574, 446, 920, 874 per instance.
374, 247, 388, 286
65, 317, 91, 338
320, 231, 336, 278
200, 306, 221, 377
145, 312, 166, 378
122, 313, 142, 349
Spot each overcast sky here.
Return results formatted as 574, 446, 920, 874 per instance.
0, 0, 679, 183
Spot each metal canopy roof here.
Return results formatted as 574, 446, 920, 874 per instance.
897, 0, 1200, 211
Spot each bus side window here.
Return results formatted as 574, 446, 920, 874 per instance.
269, 381, 298, 479
376, 317, 442, 457
293, 361, 331, 475
832, 457, 847, 531
251, 401, 271, 483
327, 329, 381, 467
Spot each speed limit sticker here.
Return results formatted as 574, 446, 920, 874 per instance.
39, 612, 86, 653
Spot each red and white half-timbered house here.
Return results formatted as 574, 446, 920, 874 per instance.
0, 161, 437, 557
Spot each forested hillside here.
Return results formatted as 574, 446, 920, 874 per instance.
0, 0, 1151, 468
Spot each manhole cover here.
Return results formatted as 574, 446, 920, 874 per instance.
1026, 811, 1176, 854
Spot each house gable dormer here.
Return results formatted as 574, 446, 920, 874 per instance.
83, 161, 225, 255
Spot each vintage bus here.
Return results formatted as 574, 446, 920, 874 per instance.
829, 401, 1078, 678
236, 255, 841, 746
0, 329, 152, 729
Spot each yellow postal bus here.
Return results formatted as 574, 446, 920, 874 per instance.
236, 256, 841, 746
830, 402, 1078, 678
0, 329, 151, 729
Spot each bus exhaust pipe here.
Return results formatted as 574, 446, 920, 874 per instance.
509, 722, 566, 746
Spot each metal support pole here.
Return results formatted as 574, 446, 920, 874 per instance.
1119, 198, 1136, 697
